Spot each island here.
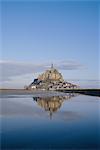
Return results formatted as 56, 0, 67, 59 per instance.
26, 64, 78, 90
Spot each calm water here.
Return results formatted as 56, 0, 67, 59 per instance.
0, 92, 100, 149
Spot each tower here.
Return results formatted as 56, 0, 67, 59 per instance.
51, 63, 53, 69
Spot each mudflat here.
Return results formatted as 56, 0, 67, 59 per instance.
0, 89, 35, 95
0, 89, 100, 97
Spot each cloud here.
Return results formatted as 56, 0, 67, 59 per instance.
55, 60, 84, 70
0, 60, 46, 82
0, 60, 83, 83
66, 79, 100, 89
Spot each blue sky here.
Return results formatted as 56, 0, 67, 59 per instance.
0, 0, 100, 88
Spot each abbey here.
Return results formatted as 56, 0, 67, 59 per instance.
27, 64, 78, 90
38, 64, 64, 82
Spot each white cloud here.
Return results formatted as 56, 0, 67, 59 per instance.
55, 60, 84, 70
0, 60, 83, 80
0, 60, 46, 82
0, 60, 84, 88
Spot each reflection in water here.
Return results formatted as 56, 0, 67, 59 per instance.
33, 93, 78, 119
1, 93, 99, 149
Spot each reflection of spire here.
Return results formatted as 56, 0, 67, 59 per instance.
49, 108, 52, 120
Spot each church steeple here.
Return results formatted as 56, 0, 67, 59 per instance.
51, 63, 53, 69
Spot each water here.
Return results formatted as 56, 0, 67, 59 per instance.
0, 92, 100, 149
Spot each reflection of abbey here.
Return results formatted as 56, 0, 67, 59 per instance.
33, 93, 77, 119
27, 64, 78, 90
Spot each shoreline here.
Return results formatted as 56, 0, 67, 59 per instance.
0, 88, 100, 97
57, 89, 100, 97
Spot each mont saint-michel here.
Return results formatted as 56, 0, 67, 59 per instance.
27, 64, 78, 90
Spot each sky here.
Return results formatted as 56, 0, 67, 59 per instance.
0, 0, 100, 88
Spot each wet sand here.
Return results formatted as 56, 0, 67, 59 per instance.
0, 89, 37, 95
0, 89, 67, 97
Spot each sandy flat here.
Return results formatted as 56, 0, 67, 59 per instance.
0, 89, 67, 97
